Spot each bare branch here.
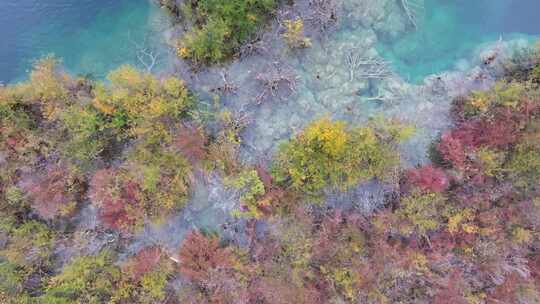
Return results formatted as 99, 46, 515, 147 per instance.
237, 32, 269, 59
211, 70, 239, 95
363, 80, 408, 104
400, 0, 425, 30
345, 48, 393, 81
254, 62, 298, 104
305, 0, 339, 33
128, 31, 161, 73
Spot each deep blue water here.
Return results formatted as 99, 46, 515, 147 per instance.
0, 0, 152, 83
378, 0, 540, 82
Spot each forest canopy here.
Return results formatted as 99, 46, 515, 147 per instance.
1, 1, 540, 302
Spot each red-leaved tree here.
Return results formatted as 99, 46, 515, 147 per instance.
89, 168, 144, 231
178, 230, 250, 303
406, 165, 449, 193
178, 230, 236, 283
124, 246, 163, 281
20, 163, 80, 220
175, 124, 208, 164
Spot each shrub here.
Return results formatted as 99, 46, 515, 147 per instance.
124, 247, 164, 281
41, 251, 120, 303
396, 191, 446, 236
89, 141, 193, 232
19, 164, 80, 220
206, 110, 246, 175
113, 246, 173, 303
59, 104, 108, 165
437, 130, 468, 169
462, 81, 528, 116
178, 0, 277, 64
0, 220, 55, 272
25, 56, 71, 121
272, 117, 406, 198
92, 65, 194, 143
178, 230, 237, 284
475, 147, 505, 177
506, 142, 540, 189
225, 169, 266, 218
0, 260, 25, 300
405, 165, 449, 193
89, 169, 145, 232
174, 124, 208, 164
180, 18, 229, 64
283, 18, 311, 49
178, 230, 251, 303
125, 141, 193, 220
531, 64, 540, 83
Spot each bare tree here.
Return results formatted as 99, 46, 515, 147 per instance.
129, 32, 162, 73
226, 108, 252, 132
362, 82, 408, 104
211, 70, 239, 95
305, 0, 339, 33
254, 62, 299, 104
400, 0, 425, 30
345, 48, 393, 81
237, 34, 269, 59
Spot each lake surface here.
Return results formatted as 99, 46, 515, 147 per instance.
1, 0, 539, 84
0, 0, 154, 83
378, 0, 540, 83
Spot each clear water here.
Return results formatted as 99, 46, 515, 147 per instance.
2, 1, 539, 84
378, 0, 540, 83
0, 0, 155, 83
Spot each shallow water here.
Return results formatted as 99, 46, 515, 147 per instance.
0, 0, 157, 83
378, 0, 540, 83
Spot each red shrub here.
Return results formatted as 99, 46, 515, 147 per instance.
250, 277, 325, 304
438, 109, 523, 169
20, 164, 79, 220
529, 254, 540, 284
406, 165, 449, 193
488, 273, 527, 303
475, 110, 521, 147
438, 131, 467, 168
89, 169, 143, 231
178, 230, 236, 284
125, 246, 163, 280
255, 165, 273, 190
433, 271, 468, 304
175, 124, 207, 163
178, 230, 252, 304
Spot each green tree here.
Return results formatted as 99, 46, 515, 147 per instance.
272, 117, 409, 198
41, 252, 120, 304
178, 0, 276, 64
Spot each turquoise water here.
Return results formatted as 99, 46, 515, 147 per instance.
0, 0, 154, 83
2, 1, 539, 84
378, 0, 540, 83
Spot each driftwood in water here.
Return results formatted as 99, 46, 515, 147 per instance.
345, 48, 393, 81
400, 0, 425, 30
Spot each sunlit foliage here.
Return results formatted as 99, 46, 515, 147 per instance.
41, 251, 120, 303
178, 0, 276, 64
283, 18, 311, 49
226, 169, 266, 218
272, 117, 410, 198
